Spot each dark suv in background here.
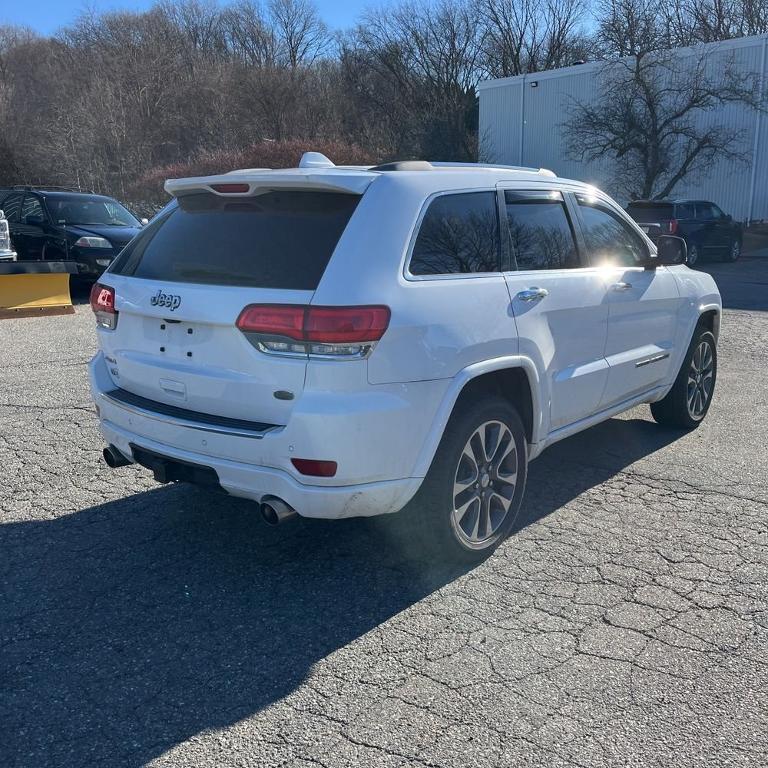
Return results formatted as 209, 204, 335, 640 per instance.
0, 187, 145, 277
626, 199, 743, 266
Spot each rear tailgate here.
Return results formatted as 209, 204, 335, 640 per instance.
626, 203, 674, 238
98, 186, 364, 427
99, 277, 311, 426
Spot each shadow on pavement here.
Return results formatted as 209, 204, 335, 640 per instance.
1, 415, 682, 767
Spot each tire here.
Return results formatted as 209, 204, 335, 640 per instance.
723, 239, 741, 262
686, 243, 700, 267
402, 396, 528, 564
650, 327, 717, 430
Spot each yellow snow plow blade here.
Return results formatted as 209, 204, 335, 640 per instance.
0, 262, 77, 319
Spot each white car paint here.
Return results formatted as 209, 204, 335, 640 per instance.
89, 158, 721, 519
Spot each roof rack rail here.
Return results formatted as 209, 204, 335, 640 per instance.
4, 184, 93, 193
431, 162, 556, 177
370, 161, 434, 172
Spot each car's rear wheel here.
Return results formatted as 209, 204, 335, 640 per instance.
650, 327, 717, 429
405, 396, 528, 563
687, 243, 700, 267
723, 239, 741, 262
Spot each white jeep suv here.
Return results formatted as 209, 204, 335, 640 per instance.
90, 154, 721, 562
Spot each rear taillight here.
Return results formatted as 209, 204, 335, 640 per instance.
90, 282, 118, 330
669, 219, 678, 234
236, 304, 390, 358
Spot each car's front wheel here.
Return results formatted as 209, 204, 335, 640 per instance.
406, 396, 528, 563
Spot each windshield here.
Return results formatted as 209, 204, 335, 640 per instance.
49, 197, 140, 227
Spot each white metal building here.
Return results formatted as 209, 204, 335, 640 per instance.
478, 35, 768, 222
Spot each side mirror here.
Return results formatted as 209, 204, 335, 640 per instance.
654, 235, 687, 267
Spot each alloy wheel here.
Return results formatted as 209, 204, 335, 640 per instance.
451, 420, 518, 549
687, 340, 714, 420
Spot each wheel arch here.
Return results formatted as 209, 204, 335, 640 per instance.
697, 305, 720, 342
412, 356, 542, 478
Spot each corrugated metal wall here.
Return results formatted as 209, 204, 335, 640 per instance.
479, 35, 768, 222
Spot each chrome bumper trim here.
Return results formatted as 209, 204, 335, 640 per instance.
99, 390, 282, 440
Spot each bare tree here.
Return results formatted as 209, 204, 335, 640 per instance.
269, 0, 329, 69
356, 0, 487, 159
594, 0, 669, 57
670, 0, 768, 43
563, 50, 764, 199
481, 0, 591, 78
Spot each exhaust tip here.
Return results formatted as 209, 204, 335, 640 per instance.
103, 445, 131, 469
260, 497, 297, 526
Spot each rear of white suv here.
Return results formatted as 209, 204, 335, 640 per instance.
90, 156, 721, 562
90, 167, 447, 524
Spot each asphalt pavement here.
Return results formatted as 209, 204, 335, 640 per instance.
1, 255, 767, 767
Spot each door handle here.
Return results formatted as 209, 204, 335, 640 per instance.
516, 287, 549, 302
609, 281, 633, 292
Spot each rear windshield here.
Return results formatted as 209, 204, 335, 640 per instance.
626, 203, 674, 222
110, 191, 360, 290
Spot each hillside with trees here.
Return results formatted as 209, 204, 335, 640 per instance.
0, 0, 766, 210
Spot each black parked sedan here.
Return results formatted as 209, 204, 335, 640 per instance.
626, 199, 743, 266
0, 187, 146, 277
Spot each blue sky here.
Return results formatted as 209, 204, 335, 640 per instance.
0, 0, 373, 36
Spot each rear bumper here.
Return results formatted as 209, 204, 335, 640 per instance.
100, 419, 422, 518
90, 351, 442, 519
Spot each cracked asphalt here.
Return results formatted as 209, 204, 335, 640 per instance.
2, 255, 767, 768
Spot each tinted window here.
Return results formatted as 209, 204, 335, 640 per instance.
505, 192, 579, 270
578, 197, 648, 267
675, 203, 695, 219
697, 202, 724, 220
409, 192, 500, 275
0, 193, 23, 223
47, 196, 139, 227
21, 195, 45, 223
111, 191, 360, 290
626, 203, 673, 222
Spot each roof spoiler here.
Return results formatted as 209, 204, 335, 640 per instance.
165, 170, 374, 198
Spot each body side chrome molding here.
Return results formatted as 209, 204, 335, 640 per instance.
636, 352, 670, 368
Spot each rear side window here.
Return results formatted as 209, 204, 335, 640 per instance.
21, 195, 45, 224
111, 191, 360, 290
409, 191, 500, 275
0, 193, 23, 222
697, 202, 723, 220
578, 197, 648, 267
504, 191, 579, 270
675, 202, 695, 219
